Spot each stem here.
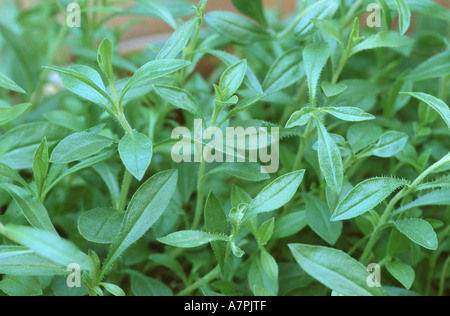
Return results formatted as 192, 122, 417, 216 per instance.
176, 265, 221, 296
292, 118, 314, 172
192, 160, 207, 230
340, 0, 364, 31
438, 256, 450, 296
118, 171, 133, 214
360, 152, 450, 264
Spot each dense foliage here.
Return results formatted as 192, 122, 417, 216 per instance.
0, 0, 449, 296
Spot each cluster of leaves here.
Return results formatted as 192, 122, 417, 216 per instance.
0, 0, 449, 296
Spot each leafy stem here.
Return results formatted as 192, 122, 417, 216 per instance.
176, 264, 221, 296
360, 151, 450, 264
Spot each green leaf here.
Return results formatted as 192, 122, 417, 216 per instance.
321, 82, 347, 97
273, 211, 307, 239
134, 0, 177, 29
205, 11, 270, 45
104, 170, 178, 271
0, 225, 93, 271
263, 48, 305, 94
0, 246, 69, 276
386, 259, 415, 289
0, 122, 71, 170
157, 17, 198, 60
205, 162, 270, 182
0, 103, 31, 126
120, 59, 190, 104
154, 85, 204, 120
394, 0, 411, 35
289, 244, 386, 296
204, 192, 230, 268
45, 65, 114, 109
405, 51, 450, 81
395, 218, 438, 250
367, 131, 409, 158
394, 189, 450, 215
303, 42, 330, 107
305, 194, 342, 246
0, 72, 26, 93
320, 107, 375, 121
130, 273, 173, 296
97, 38, 115, 83
401, 92, 450, 129
260, 248, 278, 280
204, 50, 263, 94
257, 218, 275, 246
118, 131, 153, 181
332, 177, 408, 221
78, 208, 123, 244
244, 170, 305, 221
285, 107, 315, 128
219, 60, 247, 100
158, 230, 228, 248
50, 132, 115, 164
0, 163, 30, 190
350, 31, 412, 56
101, 282, 126, 297
0, 183, 56, 233
311, 19, 342, 44
347, 122, 382, 153
291, 0, 339, 38
231, 0, 267, 27
33, 138, 49, 199
315, 117, 344, 194
0, 275, 42, 296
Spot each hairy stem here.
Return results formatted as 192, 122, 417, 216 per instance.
177, 264, 221, 296
118, 171, 133, 214
192, 160, 207, 230
360, 152, 450, 264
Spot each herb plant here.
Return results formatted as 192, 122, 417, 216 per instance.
0, 0, 449, 297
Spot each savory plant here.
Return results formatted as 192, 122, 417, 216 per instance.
0, 0, 449, 296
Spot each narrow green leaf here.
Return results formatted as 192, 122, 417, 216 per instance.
332, 177, 408, 221
158, 230, 228, 248
204, 192, 230, 268
120, 59, 190, 104
101, 282, 126, 297
135, 0, 177, 29
33, 138, 49, 198
50, 132, 115, 164
347, 122, 382, 153
257, 218, 275, 246
0, 183, 56, 233
0, 72, 26, 93
219, 60, 247, 100
311, 19, 342, 44
205, 162, 270, 182
0, 103, 31, 126
394, 0, 411, 35
405, 51, 450, 81
285, 108, 315, 128
289, 244, 386, 296
394, 189, 450, 215
0, 246, 69, 276
315, 117, 343, 194
273, 211, 307, 239
0, 275, 42, 296
104, 170, 178, 271
205, 11, 270, 45
118, 131, 153, 181
350, 31, 412, 56
131, 273, 173, 296
320, 107, 375, 122
263, 48, 305, 94
154, 85, 204, 120
401, 92, 450, 129
0, 225, 93, 272
157, 17, 199, 60
244, 170, 305, 221
303, 42, 330, 107
97, 38, 115, 83
260, 248, 278, 280
367, 131, 409, 158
